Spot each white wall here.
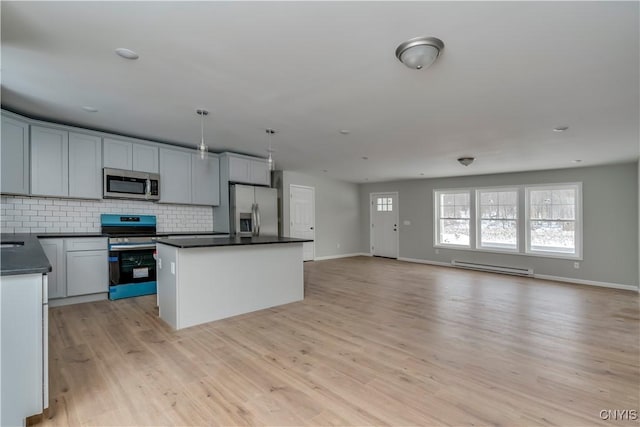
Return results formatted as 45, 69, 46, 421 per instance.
0, 195, 213, 233
279, 171, 361, 258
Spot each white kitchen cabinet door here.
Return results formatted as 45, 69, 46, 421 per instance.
39, 239, 66, 299
159, 148, 192, 204
132, 143, 159, 173
0, 115, 30, 195
31, 126, 69, 197
103, 138, 133, 170
69, 132, 102, 199
228, 156, 251, 183
66, 250, 108, 296
191, 154, 220, 206
250, 159, 270, 186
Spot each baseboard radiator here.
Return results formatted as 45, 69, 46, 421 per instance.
451, 260, 533, 277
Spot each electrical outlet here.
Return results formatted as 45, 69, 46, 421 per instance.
337, 243, 341, 249
171, 262, 176, 275
158, 258, 162, 269
403, 220, 411, 226
435, 249, 440, 255
573, 261, 580, 269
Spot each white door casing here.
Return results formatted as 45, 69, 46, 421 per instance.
290, 185, 315, 261
370, 192, 399, 258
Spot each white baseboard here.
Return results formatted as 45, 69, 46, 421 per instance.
534, 274, 639, 292
397, 257, 639, 292
314, 253, 369, 261
49, 292, 108, 307
398, 257, 451, 267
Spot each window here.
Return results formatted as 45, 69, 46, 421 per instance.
435, 190, 470, 247
526, 184, 581, 257
477, 188, 518, 251
376, 197, 393, 212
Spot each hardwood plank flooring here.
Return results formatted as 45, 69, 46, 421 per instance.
39, 257, 639, 426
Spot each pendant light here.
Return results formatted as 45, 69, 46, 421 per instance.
196, 109, 209, 159
266, 128, 276, 171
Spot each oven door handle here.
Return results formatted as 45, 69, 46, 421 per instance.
109, 244, 156, 251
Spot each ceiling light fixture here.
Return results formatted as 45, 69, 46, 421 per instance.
553, 126, 569, 132
395, 36, 445, 70
196, 109, 209, 160
457, 156, 474, 167
115, 48, 139, 60
81, 106, 98, 112
266, 129, 276, 171
339, 130, 350, 135
361, 156, 369, 160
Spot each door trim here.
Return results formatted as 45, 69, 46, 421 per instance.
289, 184, 316, 261
369, 191, 399, 259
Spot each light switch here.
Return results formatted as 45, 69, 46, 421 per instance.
170, 262, 175, 275
403, 220, 411, 226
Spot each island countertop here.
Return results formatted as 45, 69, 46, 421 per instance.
156, 235, 313, 249
1, 234, 52, 276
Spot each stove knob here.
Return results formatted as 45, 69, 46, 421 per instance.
124, 238, 129, 242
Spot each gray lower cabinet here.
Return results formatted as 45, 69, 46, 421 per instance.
66, 250, 108, 297
159, 148, 192, 204
0, 114, 30, 195
39, 238, 65, 299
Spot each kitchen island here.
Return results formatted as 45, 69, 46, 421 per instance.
155, 236, 311, 330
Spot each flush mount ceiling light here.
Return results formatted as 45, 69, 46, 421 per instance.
266, 129, 276, 171
457, 156, 474, 166
196, 109, 209, 160
553, 126, 569, 132
395, 36, 444, 70
115, 48, 139, 60
81, 106, 98, 112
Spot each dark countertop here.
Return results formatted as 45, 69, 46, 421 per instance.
0, 234, 52, 276
36, 231, 228, 239
156, 236, 313, 249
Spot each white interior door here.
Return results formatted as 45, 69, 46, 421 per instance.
290, 185, 315, 261
371, 192, 398, 258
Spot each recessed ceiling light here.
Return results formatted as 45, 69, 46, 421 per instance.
339, 130, 350, 135
572, 159, 582, 163
361, 156, 369, 160
322, 169, 328, 173
115, 48, 139, 60
553, 126, 569, 132
419, 173, 425, 176
457, 156, 475, 166
81, 106, 98, 112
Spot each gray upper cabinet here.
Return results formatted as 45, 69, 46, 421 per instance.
31, 126, 69, 197
191, 154, 220, 206
159, 148, 192, 204
103, 138, 133, 170
1, 114, 30, 195
132, 143, 159, 173
104, 138, 159, 173
227, 154, 270, 186
69, 132, 102, 199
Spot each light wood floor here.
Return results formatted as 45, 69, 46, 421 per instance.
40, 257, 639, 426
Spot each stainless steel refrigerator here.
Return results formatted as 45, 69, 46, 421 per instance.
230, 184, 278, 236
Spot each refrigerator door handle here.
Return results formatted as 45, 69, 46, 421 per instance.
256, 204, 261, 236
251, 203, 257, 236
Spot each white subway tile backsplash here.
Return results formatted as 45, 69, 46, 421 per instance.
0, 196, 214, 234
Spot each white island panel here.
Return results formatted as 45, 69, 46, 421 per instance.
157, 242, 304, 330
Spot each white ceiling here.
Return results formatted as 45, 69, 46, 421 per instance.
2, 1, 638, 183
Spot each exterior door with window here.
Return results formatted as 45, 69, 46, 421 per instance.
371, 193, 398, 258
290, 185, 315, 261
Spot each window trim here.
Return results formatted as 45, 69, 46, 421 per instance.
433, 182, 583, 261
525, 182, 582, 259
433, 188, 472, 249
475, 186, 520, 253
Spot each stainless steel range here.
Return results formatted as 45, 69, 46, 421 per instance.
101, 214, 161, 300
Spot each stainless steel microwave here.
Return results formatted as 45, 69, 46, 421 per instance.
103, 168, 160, 201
